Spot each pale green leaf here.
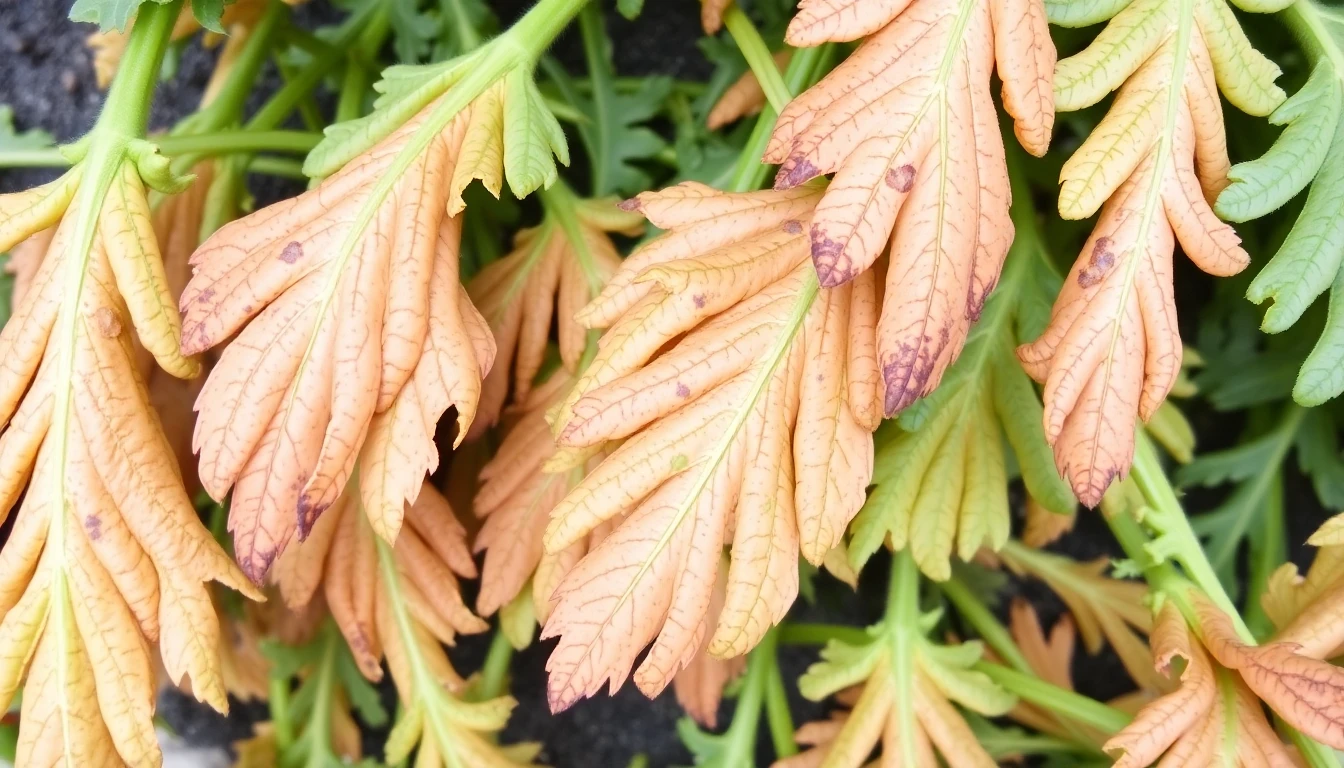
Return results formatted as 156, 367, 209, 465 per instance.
303, 56, 472, 178
1044, 0, 1132, 27
502, 66, 569, 198
1216, 62, 1341, 223
69, 0, 167, 32
617, 0, 645, 20
0, 106, 55, 151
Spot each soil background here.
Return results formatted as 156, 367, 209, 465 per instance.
0, 1, 1334, 766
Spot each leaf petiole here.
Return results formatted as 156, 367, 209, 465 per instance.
972, 662, 1132, 736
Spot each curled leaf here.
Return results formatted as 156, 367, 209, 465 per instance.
1104, 601, 1302, 766
541, 183, 878, 712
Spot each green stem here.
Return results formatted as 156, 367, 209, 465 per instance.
156, 130, 322, 157
722, 7, 792, 113
1245, 470, 1285, 641
0, 148, 68, 168
726, 43, 831, 193
445, 0, 483, 52
777, 622, 870, 647
246, 1, 386, 132
938, 577, 1034, 674
189, 0, 288, 124
1127, 433, 1254, 641
475, 629, 515, 701
1281, 0, 1344, 73
269, 677, 296, 751
888, 552, 921, 768
717, 626, 778, 765
248, 155, 309, 179
578, 3, 614, 197
764, 660, 797, 758
973, 662, 1132, 736
510, 0, 594, 66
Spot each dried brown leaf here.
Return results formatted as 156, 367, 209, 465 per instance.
766, 0, 1053, 418
540, 184, 878, 711
183, 106, 493, 579
1019, 3, 1256, 507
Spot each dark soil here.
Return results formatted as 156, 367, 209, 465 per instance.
0, 2, 1333, 767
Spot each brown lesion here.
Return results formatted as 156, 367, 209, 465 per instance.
886, 164, 916, 193
810, 224, 854, 287
776, 156, 820, 190
1076, 236, 1115, 288
93, 306, 123, 338
279, 241, 304, 264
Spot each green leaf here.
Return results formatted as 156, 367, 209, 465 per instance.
548, 7, 672, 197
69, 0, 165, 31
1296, 411, 1344, 509
191, 0, 225, 33
390, 0, 437, 63
304, 54, 473, 178
502, 66, 570, 198
0, 106, 55, 151
1215, 62, 1341, 223
1043, 0, 1131, 28
617, 0, 644, 20
1215, 1, 1344, 405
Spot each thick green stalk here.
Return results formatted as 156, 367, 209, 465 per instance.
765, 660, 797, 758
187, 0, 288, 128
938, 577, 1033, 674
1127, 433, 1253, 641
157, 130, 322, 156
777, 622, 870, 647
475, 629, 516, 702
270, 677, 297, 752
246, 1, 387, 132
578, 3, 616, 197
722, 6, 792, 113
973, 662, 1132, 736
715, 626, 780, 765
887, 552, 921, 768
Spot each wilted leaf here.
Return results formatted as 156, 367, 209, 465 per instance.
541, 183, 879, 711
766, 0, 1054, 417
1103, 601, 1298, 767
0, 150, 256, 764
998, 543, 1164, 693
468, 192, 642, 436
1018, 0, 1281, 506
848, 168, 1075, 579
183, 107, 494, 580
